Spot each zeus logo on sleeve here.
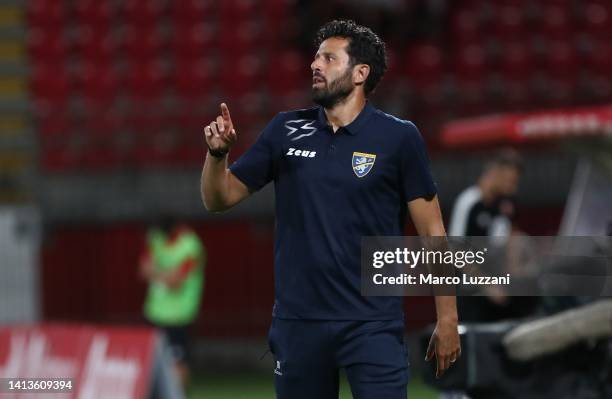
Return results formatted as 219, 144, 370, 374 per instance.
286, 148, 317, 158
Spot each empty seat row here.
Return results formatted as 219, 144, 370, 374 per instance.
28, 0, 289, 28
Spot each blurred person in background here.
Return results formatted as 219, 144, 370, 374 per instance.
449, 149, 538, 322
449, 149, 522, 240
201, 19, 460, 399
140, 217, 206, 391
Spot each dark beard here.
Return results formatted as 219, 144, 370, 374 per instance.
312, 68, 354, 109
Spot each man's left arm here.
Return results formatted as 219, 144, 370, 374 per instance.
408, 195, 461, 378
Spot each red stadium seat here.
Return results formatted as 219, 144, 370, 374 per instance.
79, 112, 123, 169
71, 25, 118, 63
73, 0, 116, 28
30, 63, 72, 108
498, 79, 531, 112
27, 27, 66, 61
173, 23, 218, 60
450, 9, 481, 46
583, 2, 612, 38
77, 61, 121, 107
382, 48, 401, 81
219, 21, 263, 57
220, 54, 262, 96
125, 59, 167, 101
585, 39, 612, 76
127, 105, 180, 167
533, 73, 577, 108
27, 0, 64, 29
38, 111, 80, 171
492, 5, 526, 41
262, 0, 289, 21
172, 0, 217, 25
543, 41, 578, 80
495, 42, 536, 111
498, 42, 534, 80
38, 109, 70, 137
537, 5, 574, 40
122, 0, 166, 28
265, 50, 306, 95
220, 0, 258, 21
40, 137, 81, 171
453, 44, 487, 82
403, 43, 445, 90
173, 100, 206, 140
454, 79, 491, 117
174, 57, 216, 100
122, 26, 166, 62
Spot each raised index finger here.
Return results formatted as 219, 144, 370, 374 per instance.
220, 103, 232, 122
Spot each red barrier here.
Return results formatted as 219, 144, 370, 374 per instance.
441, 105, 612, 147
0, 324, 157, 399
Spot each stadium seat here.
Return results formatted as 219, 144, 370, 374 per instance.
38, 114, 80, 171
122, 0, 166, 28
220, 53, 262, 96
382, 48, 401, 82
219, 20, 263, 57
403, 43, 445, 91
543, 41, 578, 80
450, 9, 482, 46
533, 72, 577, 108
498, 42, 534, 80
262, 0, 290, 20
131, 129, 181, 167
536, 5, 574, 40
453, 44, 488, 82
30, 63, 72, 108
71, 25, 118, 63
40, 139, 80, 171
173, 23, 218, 60
585, 39, 612, 76
27, 27, 66, 61
27, 0, 64, 29
77, 61, 121, 107
220, 0, 258, 22
73, 0, 116, 28
492, 5, 526, 41
38, 109, 70, 138
265, 50, 306, 95
125, 59, 168, 101
78, 111, 123, 169
453, 78, 491, 117
172, 0, 216, 25
497, 79, 531, 111
122, 98, 175, 167
122, 26, 166, 62
174, 57, 216, 100
583, 2, 612, 38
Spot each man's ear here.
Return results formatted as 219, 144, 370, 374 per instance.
353, 64, 370, 86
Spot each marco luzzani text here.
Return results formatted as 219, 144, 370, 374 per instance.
371, 248, 511, 286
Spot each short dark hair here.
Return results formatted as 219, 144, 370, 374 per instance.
487, 148, 524, 172
314, 20, 387, 96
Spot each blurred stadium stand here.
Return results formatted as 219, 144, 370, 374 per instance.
0, 0, 606, 348
26, 0, 612, 171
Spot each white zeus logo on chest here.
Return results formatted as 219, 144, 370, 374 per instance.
285, 119, 317, 141
286, 147, 317, 158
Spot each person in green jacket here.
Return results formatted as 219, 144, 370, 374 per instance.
140, 217, 205, 389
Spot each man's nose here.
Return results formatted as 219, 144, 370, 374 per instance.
311, 59, 321, 72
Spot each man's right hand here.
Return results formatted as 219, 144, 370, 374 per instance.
204, 103, 238, 155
